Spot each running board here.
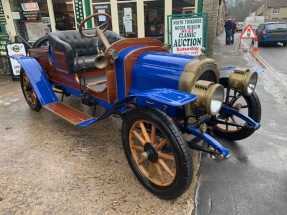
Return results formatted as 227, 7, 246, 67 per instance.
44, 102, 97, 126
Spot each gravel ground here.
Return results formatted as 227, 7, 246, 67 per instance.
0, 76, 200, 215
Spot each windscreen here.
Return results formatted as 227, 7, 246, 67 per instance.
266, 23, 287, 30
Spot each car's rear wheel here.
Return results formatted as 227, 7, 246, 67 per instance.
20, 68, 42, 111
32, 36, 49, 48
212, 78, 261, 140
121, 107, 193, 200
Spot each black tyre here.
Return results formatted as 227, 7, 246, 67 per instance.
121, 107, 193, 200
20, 68, 42, 111
212, 77, 261, 140
32, 36, 49, 48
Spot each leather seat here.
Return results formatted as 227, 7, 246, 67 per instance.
48, 29, 124, 73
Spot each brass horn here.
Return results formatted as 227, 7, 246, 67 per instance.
94, 48, 108, 69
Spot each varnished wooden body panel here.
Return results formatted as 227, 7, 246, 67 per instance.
44, 102, 92, 125
29, 47, 116, 103
28, 37, 166, 104
105, 37, 163, 56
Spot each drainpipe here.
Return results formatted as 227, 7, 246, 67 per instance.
83, 0, 92, 28
197, 0, 203, 13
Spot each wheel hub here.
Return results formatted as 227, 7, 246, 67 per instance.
142, 142, 158, 163
25, 83, 33, 92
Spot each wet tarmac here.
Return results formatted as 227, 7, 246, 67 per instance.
195, 33, 287, 215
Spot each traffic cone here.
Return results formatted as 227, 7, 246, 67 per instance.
253, 38, 259, 54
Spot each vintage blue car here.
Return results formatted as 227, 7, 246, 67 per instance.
14, 13, 261, 200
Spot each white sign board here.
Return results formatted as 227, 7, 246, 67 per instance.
171, 17, 203, 56
124, 8, 133, 33
6, 43, 26, 76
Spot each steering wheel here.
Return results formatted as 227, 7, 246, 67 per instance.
79, 13, 111, 38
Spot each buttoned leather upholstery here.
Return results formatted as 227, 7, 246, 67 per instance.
48, 29, 124, 73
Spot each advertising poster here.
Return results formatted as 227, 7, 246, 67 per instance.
171, 17, 203, 56
6, 43, 26, 80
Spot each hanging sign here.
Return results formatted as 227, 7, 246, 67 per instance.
171, 17, 204, 56
240, 24, 257, 39
0, 0, 6, 24
21, 2, 39, 11
74, 0, 84, 27
0, 35, 9, 55
6, 43, 27, 80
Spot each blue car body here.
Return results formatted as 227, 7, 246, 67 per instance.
256, 21, 287, 46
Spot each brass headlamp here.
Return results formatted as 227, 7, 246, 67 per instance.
229, 68, 258, 95
191, 80, 224, 115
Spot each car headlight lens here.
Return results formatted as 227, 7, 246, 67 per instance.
229, 68, 258, 95
191, 80, 224, 115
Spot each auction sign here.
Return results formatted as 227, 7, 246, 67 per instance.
171, 17, 203, 56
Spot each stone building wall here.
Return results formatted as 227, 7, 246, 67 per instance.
202, 0, 226, 58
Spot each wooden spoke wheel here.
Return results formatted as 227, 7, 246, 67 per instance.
121, 107, 192, 200
212, 77, 261, 140
20, 68, 42, 111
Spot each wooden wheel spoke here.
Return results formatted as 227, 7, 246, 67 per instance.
231, 116, 240, 130
158, 151, 175, 161
154, 163, 165, 184
148, 162, 154, 178
158, 158, 175, 178
229, 97, 239, 106
131, 144, 144, 151
231, 115, 237, 123
241, 105, 248, 109
140, 122, 151, 142
132, 130, 146, 145
138, 158, 145, 165
130, 148, 140, 165
151, 125, 156, 144
225, 117, 229, 130
155, 139, 167, 150
23, 75, 28, 84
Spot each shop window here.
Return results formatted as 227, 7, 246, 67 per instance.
92, 4, 112, 31
9, 0, 50, 43
144, 0, 164, 42
53, 1, 75, 30
172, 0, 195, 14
118, 2, 137, 38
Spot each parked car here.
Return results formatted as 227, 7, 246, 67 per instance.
236, 22, 244, 32
12, 13, 261, 200
255, 21, 287, 46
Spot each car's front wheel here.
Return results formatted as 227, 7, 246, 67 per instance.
121, 107, 193, 200
212, 78, 261, 140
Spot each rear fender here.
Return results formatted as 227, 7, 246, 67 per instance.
10, 56, 58, 105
